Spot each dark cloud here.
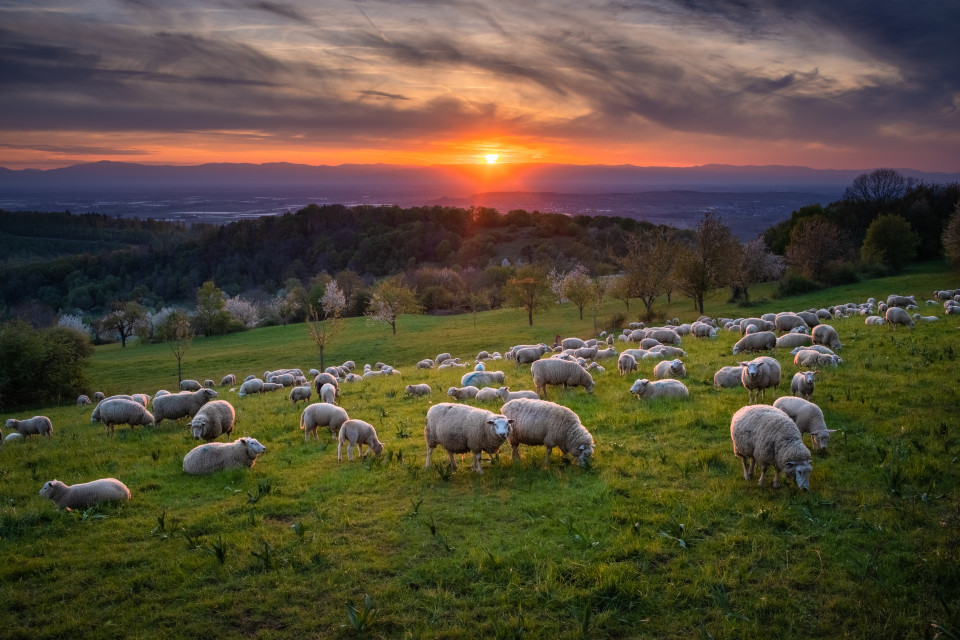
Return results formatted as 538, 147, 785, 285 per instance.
358, 90, 410, 100
0, 143, 148, 156
248, 1, 315, 24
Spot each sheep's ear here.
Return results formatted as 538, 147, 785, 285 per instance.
507, 419, 514, 425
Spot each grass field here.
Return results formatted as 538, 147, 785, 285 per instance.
2, 262, 959, 639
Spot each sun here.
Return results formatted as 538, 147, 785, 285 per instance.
484, 153, 500, 164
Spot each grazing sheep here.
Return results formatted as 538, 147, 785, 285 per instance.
405, 383, 432, 397
646, 328, 682, 345
39, 478, 130, 509
435, 352, 452, 365
300, 402, 349, 441
337, 419, 384, 462
93, 399, 155, 434
238, 378, 264, 397
188, 400, 235, 442
594, 347, 617, 360
796, 311, 820, 328
313, 372, 339, 394
730, 405, 812, 490
416, 359, 435, 370
474, 387, 500, 402
460, 370, 507, 389
152, 388, 218, 425
886, 294, 917, 308
289, 385, 312, 405
531, 359, 595, 398
561, 337, 586, 350
648, 344, 686, 358
447, 386, 480, 400
220, 374, 237, 386
131, 393, 152, 407
261, 382, 284, 392
811, 324, 842, 350
5, 416, 52, 438
691, 321, 717, 338
500, 398, 594, 466
180, 379, 202, 392
629, 378, 689, 399
495, 387, 540, 402
653, 359, 686, 380
790, 371, 817, 400
794, 350, 843, 368
773, 396, 836, 451
714, 365, 745, 389
775, 333, 813, 349
93, 391, 105, 402
573, 346, 599, 360
885, 306, 916, 329
774, 313, 808, 333
182, 437, 266, 475
77, 394, 91, 406
269, 373, 297, 387
732, 331, 776, 355
740, 317, 774, 334
516, 345, 550, 364
319, 382, 338, 404
617, 353, 638, 377
424, 403, 514, 474
203, 379, 215, 389
740, 356, 782, 404
790, 345, 835, 356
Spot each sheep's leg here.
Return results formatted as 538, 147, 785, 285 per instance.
771, 468, 781, 488
511, 444, 521, 462
425, 445, 434, 469
471, 452, 484, 474
447, 451, 458, 471
337, 439, 344, 462
739, 455, 752, 480
543, 446, 553, 466
757, 464, 768, 486
357, 443, 365, 459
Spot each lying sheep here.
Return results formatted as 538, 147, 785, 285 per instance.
740, 356, 781, 404
182, 437, 266, 475
152, 388, 218, 425
447, 386, 480, 400
594, 347, 617, 360
648, 344, 686, 358
913, 314, 939, 323
188, 400, 235, 442
289, 385, 312, 405
732, 331, 776, 355
617, 353, 638, 377
39, 478, 131, 509
885, 306, 915, 329
495, 387, 540, 402
405, 383, 432, 397
424, 403, 514, 474
4, 432, 23, 443
653, 359, 686, 380
5, 416, 52, 438
180, 379, 202, 392
791, 345, 835, 356
500, 398, 594, 466
730, 404, 812, 490
864, 315, 886, 326
794, 350, 843, 368
714, 365, 745, 389
319, 382, 338, 404
337, 419, 385, 461
531, 359, 594, 398
300, 402, 350, 441
93, 398, 155, 434
629, 378, 689, 399
474, 387, 500, 402
461, 370, 507, 389
773, 396, 836, 451
790, 371, 817, 400
811, 324, 842, 350
776, 333, 812, 349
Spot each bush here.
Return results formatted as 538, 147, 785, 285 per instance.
775, 272, 821, 298
822, 262, 860, 286
0, 321, 94, 410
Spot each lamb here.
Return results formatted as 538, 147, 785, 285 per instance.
515, 345, 550, 364
152, 388, 218, 425
474, 387, 500, 402
204, 379, 215, 388
740, 356, 782, 404
460, 370, 507, 388
238, 378, 264, 397
344, 373, 362, 382
188, 400, 235, 441
495, 387, 540, 402
77, 394, 91, 406
530, 359, 594, 398
653, 359, 686, 380
337, 419, 384, 461
793, 350, 843, 368
885, 306, 916, 329
630, 378, 689, 399
220, 374, 237, 386
319, 382, 339, 404
732, 331, 776, 355
811, 324, 842, 350
39, 478, 131, 509
179, 379, 202, 392
790, 371, 817, 400
93, 398, 155, 434
773, 396, 836, 451
182, 437, 266, 475
730, 405, 812, 490
289, 385, 312, 404
4, 432, 23, 443
714, 365, 745, 389
5, 416, 52, 438
405, 383, 432, 397
617, 352, 638, 377
447, 385, 480, 400
423, 403, 514, 474
500, 398, 594, 466
775, 333, 812, 349
300, 402, 350, 440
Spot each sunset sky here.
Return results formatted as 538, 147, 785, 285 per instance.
1, 0, 958, 171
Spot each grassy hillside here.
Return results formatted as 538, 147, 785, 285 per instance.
1, 262, 959, 639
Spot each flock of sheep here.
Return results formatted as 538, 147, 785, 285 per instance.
4, 288, 958, 510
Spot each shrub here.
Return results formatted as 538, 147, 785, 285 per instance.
774, 272, 820, 298
0, 321, 94, 410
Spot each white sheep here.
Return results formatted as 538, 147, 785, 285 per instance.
790, 345, 835, 356
646, 328, 682, 345
629, 378, 689, 399
714, 365, 745, 389
790, 371, 817, 400
424, 403, 514, 474
531, 359, 594, 398
885, 306, 915, 329
300, 402, 350, 441
886, 294, 917, 308
238, 378, 264, 397
337, 419, 384, 462
495, 387, 539, 402
39, 478, 131, 509
344, 373, 363, 382
617, 353, 638, 377
77, 395, 91, 406
220, 374, 237, 386
93, 391, 105, 402
560, 337, 586, 350
435, 352, 452, 365
653, 359, 686, 380
182, 437, 266, 475
732, 331, 776, 355
500, 398, 594, 466
447, 386, 480, 400
730, 404, 812, 490
319, 382, 339, 404
793, 350, 843, 368
188, 400, 235, 442
474, 387, 500, 402
460, 370, 507, 389
289, 385, 312, 405
152, 388, 218, 425
5, 416, 52, 438
811, 324, 842, 350
774, 313, 808, 333
773, 396, 836, 451
864, 315, 886, 326
690, 321, 717, 338
4, 432, 23, 443
204, 379, 215, 388
93, 398, 155, 435
416, 359, 435, 370
131, 393, 152, 407
313, 372, 339, 394
775, 333, 812, 349
405, 383, 432, 397
648, 344, 686, 358
262, 382, 284, 393
739, 356, 781, 404
515, 345, 550, 365
180, 379, 202, 392
913, 314, 939, 323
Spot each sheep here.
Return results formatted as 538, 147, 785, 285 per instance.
300, 402, 349, 441
794, 350, 843, 368
4, 432, 23, 443
476, 350, 491, 361
337, 419, 384, 461
790, 345, 835, 356
500, 398, 594, 466
629, 378, 689, 399
219, 374, 236, 386
93, 398, 155, 434
5, 416, 52, 438
342, 361, 356, 371
344, 373, 363, 382
460, 370, 506, 389
152, 388, 218, 425
773, 396, 836, 451
180, 379, 202, 392
653, 359, 686, 380
435, 352, 452, 365
516, 345, 550, 364
405, 383, 432, 397
740, 356, 781, 404
740, 317, 774, 334
243, 374, 256, 382
774, 313, 808, 333
423, 403, 514, 474
811, 324, 842, 350
289, 385, 312, 405
269, 373, 297, 387
39, 478, 131, 509
885, 306, 916, 329
130, 393, 151, 407
648, 345, 686, 358
560, 337, 585, 350
691, 321, 717, 338
864, 315, 886, 325
308, 368, 321, 377
313, 372, 339, 394
796, 311, 820, 328
574, 346, 599, 360
447, 386, 480, 400
319, 382, 338, 404
238, 378, 264, 397
886, 294, 917, 308
617, 353, 638, 377
530, 359, 594, 398
474, 387, 501, 402
416, 359, 435, 370
438, 360, 467, 370
646, 328, 682, 345
495, 387, 540, 402
188, 400, 235, 442
913, 314, 939, 323
77, 394, 91, 406
775, 333, 812, 349
93, 391, 105, 402
714, 365, 745, 389
732, 331, 776, 355
790, 371, 817, 400
730, 405, 812, 490
182, 437, 266, 475
594, 347, 618, 360
261, 382, 284, 392
203, 379, 215, 389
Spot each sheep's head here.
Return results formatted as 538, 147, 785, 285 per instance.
670, 360, 684, 375
189, 417, 207, 440
742, 360, 763, 379
39, 480, 61, 497
487, 416, 513, 439
239, 437, 266, 456
783, 460, 812, 490
810, 428, 838, 451
201, 388, 218, 400
629, 379, 648, 396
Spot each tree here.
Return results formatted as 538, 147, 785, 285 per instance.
504, 265, 552, 326
942, 202, 960, 267
608, 274, 632, 311
225, 295, 259, 328
861, 214, 920, 272
0, 320, 94, 410
158, 310, 193, 384
672, 214, 740, 315
98, 301, 148, 347
561, 264, 592, 320
590, 276, 609, 336
614, 228, 678, 319
305, 280, 348, 370
731, 238, 786, 303
785, 218, 852, 281
194, 281, 232, 336
844, 168, 908, 205
365, 276, 422, 335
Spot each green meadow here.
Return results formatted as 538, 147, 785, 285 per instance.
2, 262, 959, 639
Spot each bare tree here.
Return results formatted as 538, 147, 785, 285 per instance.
365, 276, 422, 335
785, 218, 852, 281
614, 228, 678, 319
672, 214, 740, 315
561, 264, 592, 320
504, 265, 552, 326
590, 276, 609, 337
608, 274, 632, 312
843, 168, 908, 205
158, 310, 193, 384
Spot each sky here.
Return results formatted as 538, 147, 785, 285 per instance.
1, 0, 958, 171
